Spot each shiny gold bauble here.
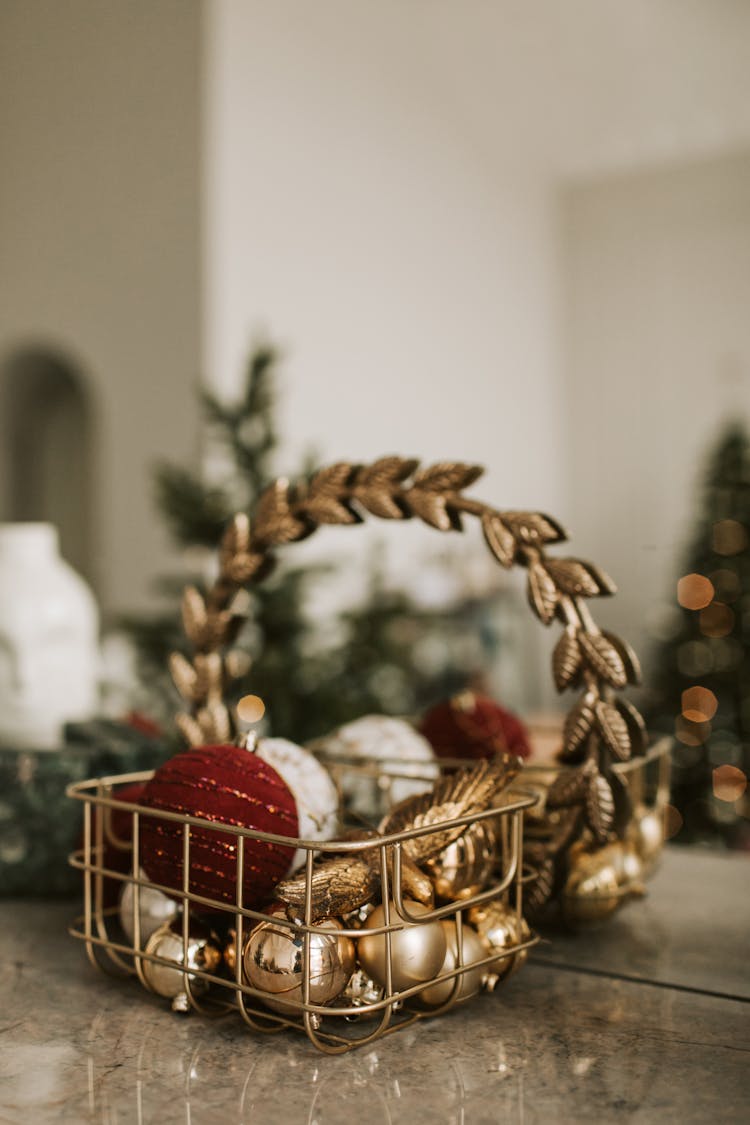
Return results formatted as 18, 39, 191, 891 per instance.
342, 968, 385, 1010
561, 847, 623, 924
357, 900, 447, 993
243, 914, 355, 1015
417, 920, 487, 1009
424, 820, 498, 901
467, 900, 531, 983
629, 807, 664, 870
142, 920, 221, 1010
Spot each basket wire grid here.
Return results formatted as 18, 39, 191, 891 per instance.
67, 760, 539, 1054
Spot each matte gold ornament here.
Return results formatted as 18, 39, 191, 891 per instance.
467, 900, 531, 985
119, 869, 180, 946
243, 912, 355, 1015
142, 920, 222, 1011
357, 900, 447, 993
560, 839, 645, 925
417, 920, 487, 1009
425, 820, 498, 901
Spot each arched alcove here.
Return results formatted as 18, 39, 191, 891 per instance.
0, 348, 95, 586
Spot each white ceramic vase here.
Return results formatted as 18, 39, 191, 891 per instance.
0, 523, 99, 749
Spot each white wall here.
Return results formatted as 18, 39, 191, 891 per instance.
563, 150, 750, 676
0, 0, 202, 613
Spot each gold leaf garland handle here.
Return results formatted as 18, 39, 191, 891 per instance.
169, 456, 647, 831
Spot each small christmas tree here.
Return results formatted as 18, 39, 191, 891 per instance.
123, 346, 484, 743
646, 422, 750, 846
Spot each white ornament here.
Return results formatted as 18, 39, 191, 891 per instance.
119, 868, 180, 945
0, 524, 99, 749
255, 737, 340, 872
309, 715, 438, 821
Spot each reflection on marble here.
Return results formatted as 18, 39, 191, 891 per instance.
538, 846, 750, 999
1, 860, 749, 1124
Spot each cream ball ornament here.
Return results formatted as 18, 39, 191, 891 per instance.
255, 736, 340, 872
119, 868, 180, 946
356, 900, 447, 993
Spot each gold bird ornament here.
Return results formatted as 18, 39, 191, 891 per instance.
275, 753, 521, 922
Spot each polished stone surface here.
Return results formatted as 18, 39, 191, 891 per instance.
1, 850, 749, 1124
537, 846, 750, 1000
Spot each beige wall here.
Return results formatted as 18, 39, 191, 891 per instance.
563, 150, 750, 677
0, 0, 202, 612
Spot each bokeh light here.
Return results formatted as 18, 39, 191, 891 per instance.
663, 804, 683, 840
712, 519, 748, 556
676, 573, 714, 610
681, 686, 718, 723
674, 715, 711, 747
709, 568, 741, 603
712, 765, 747, 802
698, 601, 735, 638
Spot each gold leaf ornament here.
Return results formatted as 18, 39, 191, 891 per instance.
253, 479, 309, 544
481, 511, 516, 568
501, 511, 567, 546
358, 456, 419, 485
552, 630, 583, 691
562, 694, 596, 758
585, 772, 615, 844
544, 559, 612, 599
411, 462, 484, 493
527, 562, 559, 624
578, 632, 628, 689
595, 700, 632, 762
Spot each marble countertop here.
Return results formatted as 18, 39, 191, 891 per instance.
0, 847, 748, 1124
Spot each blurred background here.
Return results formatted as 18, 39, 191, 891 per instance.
0, 0, 748, 857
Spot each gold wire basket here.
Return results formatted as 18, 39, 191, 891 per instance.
67, 764, 538, 1054
66, 454, 660, 1052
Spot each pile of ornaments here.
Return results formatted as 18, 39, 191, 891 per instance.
111, 694, 532, 1020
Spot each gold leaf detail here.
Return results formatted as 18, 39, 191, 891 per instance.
527, 562, 559, 624
224, 551, 267, 585
562, 694, 596, 756
585, 772, 615, 845
358, 456, 419, 485
302, 495, 360, 525
526, 855, 556, 912
578, 632, 628, 689
181, 586, 208, 647
220, 513, 251, 563
354, 487, 407, 520
411, 461, 483, 492
169, 652, 197, 702
552, 630, 582, 691
406, 488, 453, 531
546, 763, 592, 809
175, 712, 205, 749
615, 698, 649, 756
481, 511, 515, 568
544, 559, 604, 598
308, 461, 355, 495
253, 479, 309, 544
603, 631, 642, 685
502, 511, 567, 545
379, 754, 520, 863
224, 648, 251, 682
595, 701, 632, 761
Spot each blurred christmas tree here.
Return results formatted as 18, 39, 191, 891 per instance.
123, 346, 489, 743
646, 422, 750, 846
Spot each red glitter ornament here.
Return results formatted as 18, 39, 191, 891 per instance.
139, 745, 299, 909
420, 692, 531, 762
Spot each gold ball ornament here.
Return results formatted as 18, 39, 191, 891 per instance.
243, 912, 355, 1016
629, 807, 664, 870
561, 846, 624, 924
417, 920, 488, 1009
467, 900, 531, 984
341, 968, 385, 1012
142, 920, 222, 1011
424, 820, 498, 901
357, 900, 447, 993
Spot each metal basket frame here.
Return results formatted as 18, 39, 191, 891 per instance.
67, 764, 539, 1054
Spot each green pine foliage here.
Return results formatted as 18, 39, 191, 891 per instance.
646, 422, 750, 846
123, 347, 472, 744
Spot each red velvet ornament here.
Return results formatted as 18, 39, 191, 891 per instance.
420, 693, 532, 762
139, 745, 299, 909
